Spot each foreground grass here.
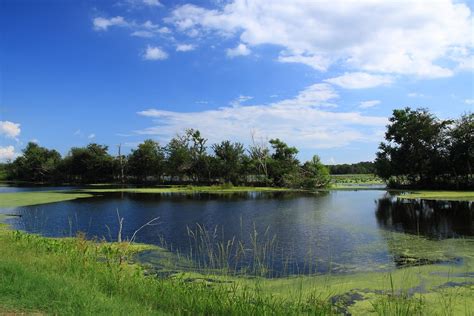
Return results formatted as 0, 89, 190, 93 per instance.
399, 191, 474, 201
0, 224, 335, 315
1, 223, 473, 315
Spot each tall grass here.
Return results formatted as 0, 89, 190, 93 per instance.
0, 228, 335, 315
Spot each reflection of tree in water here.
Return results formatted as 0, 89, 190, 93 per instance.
375, 195, 473, 238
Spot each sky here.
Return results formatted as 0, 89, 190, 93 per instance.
1, 0, 473, 164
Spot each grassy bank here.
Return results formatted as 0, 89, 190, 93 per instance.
398, 191, 474, 201
1, 223, 473, 315
0, 224, 334, 315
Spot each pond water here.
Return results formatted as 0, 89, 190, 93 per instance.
0, 185, 79, 193
1, 189, 473, 276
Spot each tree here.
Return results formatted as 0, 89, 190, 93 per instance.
212, 140, 245, 184
186, 129, 211, 183
448, 113, 473, 187
165, 134, 192, 182
63, 143, 114, 183
127, 139, 165, 183
375, 108, 452, 188
8, 142, 61, 182
267, 139, 299, 187
300, 155, 330, 189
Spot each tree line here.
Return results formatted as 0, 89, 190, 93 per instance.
326, 161, 375, 174
375, 108, 473, 189
4, 129, 330, 189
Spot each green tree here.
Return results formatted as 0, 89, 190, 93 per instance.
267, 138, 299, 187
165, 134, 192, 182
448, 113, 473, 187
375, 108, 451, 187
63, 143, 114, 183
300, 155, 330, 189
8, 142, 62, 182
127, 139, 165, 183
212, 140, 245, 184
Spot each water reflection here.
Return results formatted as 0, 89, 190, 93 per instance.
2, 190, 473, 276
375, 195, 474, 238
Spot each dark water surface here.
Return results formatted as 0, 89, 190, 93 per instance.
1, 189, 472, 275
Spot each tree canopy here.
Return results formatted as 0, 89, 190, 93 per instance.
375, 108, 473, 189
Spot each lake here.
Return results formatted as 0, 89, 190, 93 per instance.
1, 188, 473, 276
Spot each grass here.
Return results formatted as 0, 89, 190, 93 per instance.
398, 191, 474, 201
0, 224, 334, 315
0, 191, 94, 208
80, 185, 293, 194
1, 221, 473, 315
330, 174, 385, 189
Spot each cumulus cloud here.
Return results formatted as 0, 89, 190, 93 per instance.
0, 146, 18, 162
465, 99, 474, 105
359, 100, 381, 109
143, 46, 168, 60
93, 16, 127, 31
226, 43, 251, 58
167, 0, 473, 77
325, 72, 393, 89
0, 121, 21, 138
229, 95, 253, 107
176, 44, 196, 52
94, 17, 170, 39
135, 84, 386, 149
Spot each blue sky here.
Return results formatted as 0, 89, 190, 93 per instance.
1, 0, 473, 163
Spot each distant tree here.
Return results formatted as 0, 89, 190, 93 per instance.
448, 113, 473, 187
186, 129, 211, 182
127, 139, 165, 183
212, 140, 245, 184
63, 143, 114, 183
267, 139, 299, 187
375, 108, 452, 188
300, 155, 330, 189
248, 132, 271, 184
327, 161, 375, 174
7, 142, 61, 182
165, 134, 192, 182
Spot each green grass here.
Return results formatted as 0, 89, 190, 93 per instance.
0, 191, 94, 208
330, 174, 384, 186
0, 225, 334, 315
80, 185, 292, 194
1, 223, 473, 315
398, 191, 474, 201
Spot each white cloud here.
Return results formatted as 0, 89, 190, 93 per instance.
142, 0, 161, 6
226, 43, 251, 58
359, 100, 381, 109
167, 0, 473, 77
465, 99, 474, 105
408, 92, 425, 98
274, 83, 338, 107
93, 16, 127, 31
229, 95, 253, 107
135, 84, 386, 150
143, 46, 168, 60
0, 146, 19, 162
0, 121, 21, 138
88, 133, 96, 139
176, 44, 196, 52
325, 72, 393, 89
278, 53, 330, 72
131, 31, 155, 38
